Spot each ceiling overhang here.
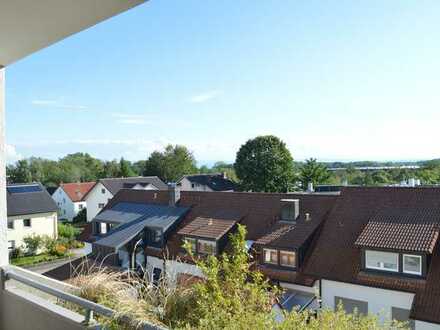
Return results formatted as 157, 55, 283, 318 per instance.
0, 0, 147, 67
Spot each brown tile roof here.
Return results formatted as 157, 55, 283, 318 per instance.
178, 217, 239, 240
302, 187, 440, 324
355, 219, 439, 253
254, 223, 295, 246
61, 182, 95, 202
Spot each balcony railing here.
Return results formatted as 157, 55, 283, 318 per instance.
0, 265, 166, 330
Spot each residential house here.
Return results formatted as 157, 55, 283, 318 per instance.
84, 176, 168, 223
7, 183, 58, 252
87, 186, 440, 328
90, 188, 336, 287
177, 173, 236, 192
52, 182, 95, 222
300, 187, 440, 329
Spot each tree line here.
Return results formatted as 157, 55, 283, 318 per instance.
7, 136, 440, 191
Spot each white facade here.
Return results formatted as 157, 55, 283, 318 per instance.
7, 212, 58, 250
321, 279, 440, 329
0, 68, 6, 265
85, 182, 114, 222
52, 187, 86, 222
145, 256, 203, 285
178, 177, 213, 192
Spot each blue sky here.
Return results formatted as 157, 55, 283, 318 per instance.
5, 1, 440, 165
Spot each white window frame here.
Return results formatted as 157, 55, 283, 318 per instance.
403, 254, 422, 275
8, 240, 15, 250
101, 188, 106, 194
7, 220, 14, 230
280, 250, 296, 268
98, 203, 105, 209
365, 250, 399, 272
263, 248, 278, 264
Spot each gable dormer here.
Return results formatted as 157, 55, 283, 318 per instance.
355, 220, 439, 278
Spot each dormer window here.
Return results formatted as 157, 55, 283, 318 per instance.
365, 250, 398, 272
403, 254, 422, 275
263, 248, 297, 268
264, 249, 278, 264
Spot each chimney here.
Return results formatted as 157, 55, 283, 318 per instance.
307, 182, 314, 193
280, 199, 300, 222
168, 182, 180, 207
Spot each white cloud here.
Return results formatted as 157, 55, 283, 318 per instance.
6, 144, 23, 163
188, 90, 222, 104
31, 99, 88, 111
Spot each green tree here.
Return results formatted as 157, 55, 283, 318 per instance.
119, 157, 135, 177
144, 144, 197, 182
298, 158, 331, 189
7, 159, 32, 183
234, 135, 294, 192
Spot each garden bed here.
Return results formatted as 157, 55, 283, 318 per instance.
11, 253, 73, 267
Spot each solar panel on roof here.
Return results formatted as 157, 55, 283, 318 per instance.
7, 185, 42, 194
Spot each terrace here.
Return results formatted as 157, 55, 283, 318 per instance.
0, 1, 164, 328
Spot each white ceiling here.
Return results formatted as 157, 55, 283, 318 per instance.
0, 0, 146, 67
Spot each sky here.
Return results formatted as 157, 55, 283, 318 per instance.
5, 1, 440, 166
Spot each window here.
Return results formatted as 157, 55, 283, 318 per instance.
198, 239, 216, 255
280, 250, 296, 267
365, 250, 398, 272
8, 240, 15, 250
184, 237, 197, 253
264, 248, 278, 264
101, 188, 106, 194
23, 219, 31, 227
7, 220, 14, 230
63, 198, 65, 203
403, 254, 422, 275
191, 183, 195, 188
335, 296, 368, 315
79, 204, 84, 210
152, 229, 162, 244
98, 203, 105, 209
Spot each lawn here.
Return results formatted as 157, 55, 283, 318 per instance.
11, 253, 72, 267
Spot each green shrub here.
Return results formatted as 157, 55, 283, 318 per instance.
58, 222, 81, 240
73, 208, 87, 224
23, 234, 43, 255
10, 247, 24, 259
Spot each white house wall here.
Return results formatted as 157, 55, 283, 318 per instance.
85, 182, 113, 222
179, 178, 213, 192
321, 279, 423, 326
7, 212, 58, 249
145, 256, 203, 285
52, 187, 85, 221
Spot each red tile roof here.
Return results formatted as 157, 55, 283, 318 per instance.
302, 187, 440, 324
355, 220, 439, 253
178, 217, 239, 240
61, 182, 95, 202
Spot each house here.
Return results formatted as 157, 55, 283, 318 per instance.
83, 176, 168, 223
6, 183, 58, 252
177, 173, 236, 192
90, 187, 337, 287
299, 187, 440, 329
52, 182, 95, 222
87, 185, 440, 328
